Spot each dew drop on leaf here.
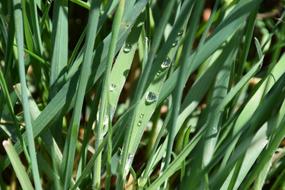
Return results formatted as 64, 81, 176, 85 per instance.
178, 30, 183, 37
160, 57, 171, 69
123, 43, 132, 53
145, 91, 158, 104
124, 154, 134, 176
109, 83, 116, 92
172, 40, 178, 47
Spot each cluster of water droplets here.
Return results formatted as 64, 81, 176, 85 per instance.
172, 30, 184, 47
137, 113, 145, 127
136, 114, 143, 127
154, 57, 172, 79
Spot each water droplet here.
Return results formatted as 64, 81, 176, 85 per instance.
103, 115, 109, 126
178, 30, 183, 37
110, 107, 116, 119
161, 57, 171, 69
156, 73, 159, 78
101, 126, 108, 138
123, 43, 132, 53
101, 115, 109, 137
172, 40, 178, 47
139, 113, 144, 119
155, 70, 162, 78
137, 120, 142, 126
144, 37, 149, 44
145, 91, 158, 104
109, 83, 116, 92
124, 154, 134, 176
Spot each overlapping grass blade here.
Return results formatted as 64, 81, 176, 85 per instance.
14, 83, 63, 189
2, 139, 34, 190
164, 0, 204, 184
61, 0, 100, 189
0, 0, 148, 172
12, 0, 42, 188
50, 0, 68, 90
93, 0, 125, 188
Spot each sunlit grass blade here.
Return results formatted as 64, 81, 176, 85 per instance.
209, 71, 285, 189
2, 139, 34, 190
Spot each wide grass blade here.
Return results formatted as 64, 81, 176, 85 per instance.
50, 0, 68, 91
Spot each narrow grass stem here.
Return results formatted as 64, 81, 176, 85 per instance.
13, 0, 42, 189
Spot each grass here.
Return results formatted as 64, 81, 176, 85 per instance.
0, 0, 285, 189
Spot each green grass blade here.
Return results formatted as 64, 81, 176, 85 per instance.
13, 0, 42, 188
2, 139, 34, 190
28, 0, 43, 54
0, 1, 148, 172
164, 0, 203, 183
159, 0, 263, 105
146, 129, 205, 190
93, 0, 125, 188
0, 68, 15, 117
14, 83, 63, 189
61, 0, 100, 189
50, 0, 68, 90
